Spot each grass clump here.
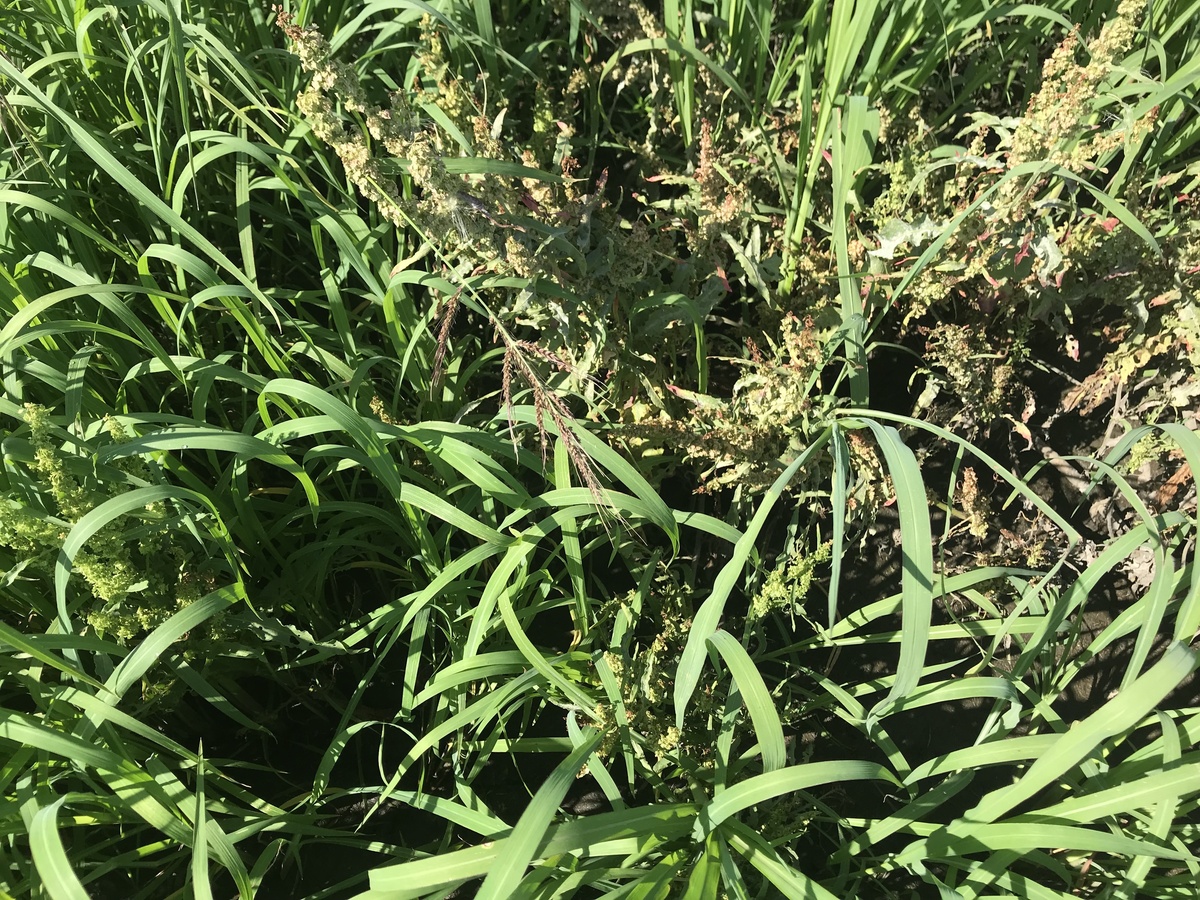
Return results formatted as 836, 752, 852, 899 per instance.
1, 1, 1198, 898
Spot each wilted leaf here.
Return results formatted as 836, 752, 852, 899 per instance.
870, 216, 944, 259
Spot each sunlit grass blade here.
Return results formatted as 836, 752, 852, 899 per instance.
475, 729, 604, 899
896, 821, 1193, 867
1111, 713, 1188, 899
705, 630, 785, 774
905, 734, 1060, 784
191, 746, 213, 900
722, 818, 840, 900
827, 423, 851, 627
27, 798, 89, 900
856, 420, 934, 723
969, 642, 1197, 824
680, 830, 721, 899
1, 713, 192, 845
839, 771, 975, 861
77, 583, 246, 732
0, 620, 107, 691
506, 405, 679, 545
54, 485, 227, 646
1014, 762, 1200, 826
697, 759, 898, 838
674, 431, 829, 728
365, 803, 699, 895
830, 95, 879, 405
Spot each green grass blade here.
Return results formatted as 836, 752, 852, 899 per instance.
681, 832, 721, 900
28, 798, 89, 900
722, 818, 840, 900
0, 620, 107, 691
472, 729, 604, 897
897, 822, 1193, 867
674, 430, 830, 728
191, 747, 213, 900
828, 423, 850, 627
859, 421, 934, 723
839, 771, 976, 860
698, 759, 897, 839
0, 53, 287, 371
705, 630, 786, 773
367, 802, 697, 895
831, 95, 879, 405
970, 642, 1198, 823
85, 583, 245, 729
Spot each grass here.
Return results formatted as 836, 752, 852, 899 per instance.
1, 0, 1199, 897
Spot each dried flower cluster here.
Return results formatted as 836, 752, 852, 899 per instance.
866, 0, 1195, 454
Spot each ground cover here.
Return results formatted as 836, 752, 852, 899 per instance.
1, 0, 1199, 897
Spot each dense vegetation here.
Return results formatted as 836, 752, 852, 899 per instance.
1, 0, 1198, 897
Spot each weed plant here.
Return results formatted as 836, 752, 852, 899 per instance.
1, 1, 1198, 898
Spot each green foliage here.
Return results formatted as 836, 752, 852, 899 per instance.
0, 404, 211, 643
278, 7, 729, 406
865, 0, 1200, 433
749, 539, 832, 622
1, 0, 1199, 899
